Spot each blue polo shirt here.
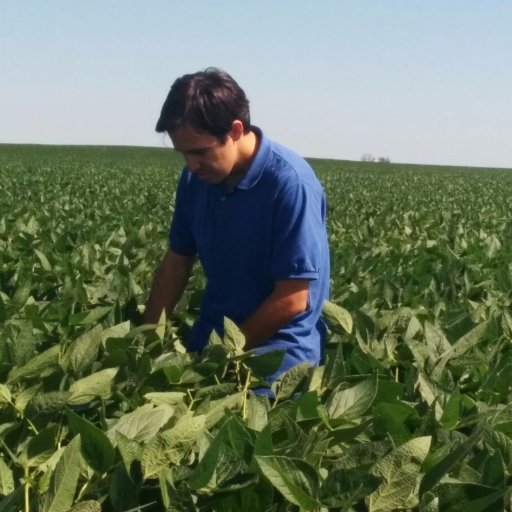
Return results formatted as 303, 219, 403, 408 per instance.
169, 127, 330, 377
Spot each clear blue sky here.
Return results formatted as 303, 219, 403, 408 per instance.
1, 1, 511, 168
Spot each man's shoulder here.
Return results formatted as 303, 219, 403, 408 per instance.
263, 139, 322, 193
251, 127, 315, 184
268, 140, 311, 172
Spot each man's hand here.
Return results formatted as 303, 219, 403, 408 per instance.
143, 249, 195, 324
240, 279, 309, 351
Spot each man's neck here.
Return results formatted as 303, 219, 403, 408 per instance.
225, 129, 259, 188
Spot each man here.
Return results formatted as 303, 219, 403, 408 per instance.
145, 68, 329, 383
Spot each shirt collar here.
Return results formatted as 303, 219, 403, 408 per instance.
233, 126, 271, 190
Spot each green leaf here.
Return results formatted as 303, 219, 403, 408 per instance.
439, 386, 462, 430
66, 409, 115, 473
296, 391, 321, 421
374, 402, 414, 445
7, 320, 35, 366
254, 425, 273, 457
246, 394, 270, 432
42, 436, 82, 512
203, 392, 244, 430
404, 315, 422, 341
109, 464, 140, 511
206, 327, 223, 348
0, 457, 14, 496
115, 431, 142, 476
502, 311, 512, 337
431, 322, 489, 380
69, 306, 112, 326
162, 364, 183, 384
323, 341, 347, 387
108, 404, 175, 444
489, 431, 512, 472
62, 325, 103, 374
224, 415, 254, 461
417, 372, 443, 420
188, 421, 251, 491
140, 436, 173, 480
69, 501, 102, 512
68, 367, 118, 405
155, 308, 166, 340
419, 431, 481, 498
238, 480, 275, 512
34, 249, 52, 271
25, 425, 60, 467
0, 383, 11, 406
12, 279, 31, 308
419, 492, 439, 512
141, 413, 206, 478
369, 436, 432, 512
424, 321, 451, 358
433, 482, 503, 512
323, 300, 353, 333
273, 361, 310, 402
256, 455, 321, 510
243, 349, 285, 377
326, 377, 377, 420
406, 338, 430, 372
14, 384, 41, 413
194, 383, 238, 400
321, 468, 381, 508
325, 418, 374, 445
370, 467, 418, 511
159, 470, 198, 511
333, 440, 393, 470
481, 449, 505, 489
100, 321, 131, 345
0, 295, 6, 325
7, 344, 60, 383
143, 391, 187, 406
223, 317, 245, 356
26, 391, 71, 417
0, 486, 24, 512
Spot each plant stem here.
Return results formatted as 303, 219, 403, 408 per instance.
0, 438, 17, 464
187, 389, 195, 410
13, 401, 39, 435
24, 466, 30, 512
236, 361, 242, 391
76, 479, 91, 502
24, 415, 39, 436
242, 369, 252, 420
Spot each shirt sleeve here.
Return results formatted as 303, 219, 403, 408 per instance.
168, 170, 197, 257
271, 178, 327, 281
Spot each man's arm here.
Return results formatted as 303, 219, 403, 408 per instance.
240, 279, 309, 351
143, 249, 195, 324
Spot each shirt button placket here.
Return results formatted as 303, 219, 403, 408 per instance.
217, 191, 230, 276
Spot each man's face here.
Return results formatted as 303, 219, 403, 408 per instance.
170, 124, 237, 184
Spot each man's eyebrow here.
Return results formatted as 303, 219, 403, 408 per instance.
184, 147, 208, 154
174, 144, 217, 154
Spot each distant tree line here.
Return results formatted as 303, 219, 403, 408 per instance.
361, 153, 390, 163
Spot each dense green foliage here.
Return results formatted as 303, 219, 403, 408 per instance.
1, 144, 512, 511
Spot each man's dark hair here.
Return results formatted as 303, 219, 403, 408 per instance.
156, 68, 251, 140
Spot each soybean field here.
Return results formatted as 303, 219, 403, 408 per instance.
1, 143, 512, 511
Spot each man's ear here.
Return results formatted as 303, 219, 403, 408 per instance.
229, 120, 244, 142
